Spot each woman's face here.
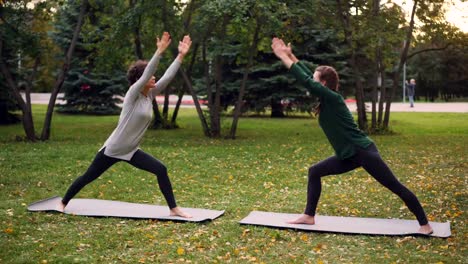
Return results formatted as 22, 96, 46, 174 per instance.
313, 71, 321, 82
146, 76, 156, 89
314, 71, 326, 87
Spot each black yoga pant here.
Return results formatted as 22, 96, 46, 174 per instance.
62, 148, 177, 208
305, 143, 428, 225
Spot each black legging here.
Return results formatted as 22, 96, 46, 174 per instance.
62, 148, 177, 208
305, 143, 428, 225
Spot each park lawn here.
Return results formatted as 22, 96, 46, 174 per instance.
0, 106, 466, 263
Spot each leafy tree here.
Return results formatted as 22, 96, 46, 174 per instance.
54, 0, 126, 115
57, 67, 126, 115
0, 0, 86, 140
380, 0, 449, 129
408, 16, 468, 102
0, 71, 20, 124
41, 0, 89, 140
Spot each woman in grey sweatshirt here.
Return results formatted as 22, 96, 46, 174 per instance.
59, 32, 192, 218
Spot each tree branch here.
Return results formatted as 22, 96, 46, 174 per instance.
407, 43, 452, 60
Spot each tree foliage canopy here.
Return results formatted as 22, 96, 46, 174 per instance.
1, 0, 466, 138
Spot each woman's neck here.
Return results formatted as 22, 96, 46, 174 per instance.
141, 86, 151, 97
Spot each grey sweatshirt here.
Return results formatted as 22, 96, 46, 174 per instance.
101, 52, 181, 160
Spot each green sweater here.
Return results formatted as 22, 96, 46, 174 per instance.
290, 62, 372, 160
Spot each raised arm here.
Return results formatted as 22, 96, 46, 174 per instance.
271, 37, 334, 98
271, 37, 295, 69
125, 32, 172, 102
150, 35, 192, 97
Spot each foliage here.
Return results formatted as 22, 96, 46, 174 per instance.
52, 0, 127, 115
0, 107, 467, 263
409, 24, 468, 101
0, 0, 59, 124
1, 0, 61, 92
56, 67, 126, 115
2, 0, 467, 139
0, 81, 20, 124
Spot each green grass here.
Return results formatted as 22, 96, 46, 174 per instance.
1, 106, 467, 263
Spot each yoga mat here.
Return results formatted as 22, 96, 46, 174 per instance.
239, 211, 450, 238
28, 196, 224, 222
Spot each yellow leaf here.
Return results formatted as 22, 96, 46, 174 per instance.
167, 239, 173, 245
300, 234, 308, 242
4, 228, 13, 234
177, 247, 185, 255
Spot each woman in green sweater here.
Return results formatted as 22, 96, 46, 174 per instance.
271, 38, 433, 234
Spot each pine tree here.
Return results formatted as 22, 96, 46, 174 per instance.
0, 80, 20, 124
53, 1, 126, 115
0, 37, 20, 124
58, 67, 126, 115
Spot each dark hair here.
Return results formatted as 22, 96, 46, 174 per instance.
126, 60, 148, 85
313, 66, 340, 116
315, 65, 339, 91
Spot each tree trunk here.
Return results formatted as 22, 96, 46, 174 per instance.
202, 40, 214, 135
352, 56, 367, 130
179, 67, 211, 137
270, 99, 285, 118
371, 71, 378, 129
0, 46, 36, 140
171, 44, 199, 125
151, 100, 163, 129
167, 0, 197, 128
229, 21, 260, 139
40, 0, 88, 140
162, 88, 170, 120
129, 0, 144, 59
383, 0, 418, 128
211, 55, 222, 137
377, 68, 386, 126
151, 0, 170, 128
209, 15, 229, 138
370, 0, 380, 130
336, 0, 367, 130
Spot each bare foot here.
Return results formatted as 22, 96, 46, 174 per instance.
56, 201, 66, 212
418, 224, 433, 235
170, 207, 192, 218
287, 214, 315, 225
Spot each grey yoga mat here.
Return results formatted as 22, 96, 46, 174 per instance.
239, 211, 451, 238
28, 196, 224, 222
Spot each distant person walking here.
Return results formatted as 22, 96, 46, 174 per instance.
406, 79, 416, 108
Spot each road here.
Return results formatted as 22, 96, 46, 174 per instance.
25, 93, 468, 113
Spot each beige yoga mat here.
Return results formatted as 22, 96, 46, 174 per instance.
28, 196, 224, 222
239, 211, 450, 238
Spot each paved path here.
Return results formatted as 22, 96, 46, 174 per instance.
346, 102, 468, 113
25, 93, 468, 113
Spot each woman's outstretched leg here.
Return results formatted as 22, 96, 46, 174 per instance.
358, 144, 432, 234
129, 150, 192, 218
60, 149, 119, 211
288, 156, 358, 224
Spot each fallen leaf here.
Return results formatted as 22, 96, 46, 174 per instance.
177, 247, 185, 255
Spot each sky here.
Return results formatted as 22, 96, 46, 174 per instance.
445, 0, 468, 32
24, 0, 467, 32
393, 0, 468, 32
